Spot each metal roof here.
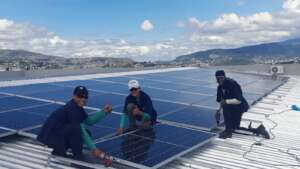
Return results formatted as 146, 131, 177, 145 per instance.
162, 77, 300, 169
0, 70, 299, 169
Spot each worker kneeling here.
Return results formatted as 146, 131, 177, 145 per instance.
117, 80, 157, 135
215, 70, 270, 139
37, 86, 113, 166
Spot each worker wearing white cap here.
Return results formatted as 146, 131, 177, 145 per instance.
117, 80, 157, 135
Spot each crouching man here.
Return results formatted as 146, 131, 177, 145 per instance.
117, 80, 157, 135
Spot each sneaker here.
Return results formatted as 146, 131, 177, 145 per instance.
254, 124, 270, 139
219, 130, 232, 139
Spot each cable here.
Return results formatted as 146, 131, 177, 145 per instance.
242, 108, 300, 167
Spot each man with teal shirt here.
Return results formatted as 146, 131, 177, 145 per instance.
117, 80, 157, 135
38, 86, 113, 166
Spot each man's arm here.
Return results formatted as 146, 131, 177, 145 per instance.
141, 95, 154, 121
216, 85, 222, 102
226, 82, 243, 105
80, 123, 96, 150
84, 110, 107, 126
119, 113, 128, 128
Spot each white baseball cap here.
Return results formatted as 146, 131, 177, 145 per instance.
128, 80, 140, 90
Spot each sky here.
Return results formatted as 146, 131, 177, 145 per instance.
0, 0, 299, 61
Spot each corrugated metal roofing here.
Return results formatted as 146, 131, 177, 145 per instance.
0, 70, 299, 169
162, 77, 300, 169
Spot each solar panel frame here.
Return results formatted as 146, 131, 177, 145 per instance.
94, 123, 216, 169
0, 127, 16, 138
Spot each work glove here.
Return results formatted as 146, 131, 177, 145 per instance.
91, 149, 113, 167
103, 104, 113, 113
116, 128, 124, 135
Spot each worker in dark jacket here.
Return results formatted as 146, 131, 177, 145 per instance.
215, 70, 269, 139
117, 80, 157, 135
37, 86, 113, 162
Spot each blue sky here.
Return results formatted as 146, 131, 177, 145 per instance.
0, 0, 283, 41
0, 0, 299, 61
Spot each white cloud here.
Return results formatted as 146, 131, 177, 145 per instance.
179, 0, 300, 50
0, 0, 300, 61
283, 0, 300, 13
140, 20, 154, 31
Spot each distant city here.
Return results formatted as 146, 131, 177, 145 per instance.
1, 38, 299, 71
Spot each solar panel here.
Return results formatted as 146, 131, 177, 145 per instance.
0, 96, 49, 112
88, 93, 125, 109
19, 116, 118, 141
0, 83, 65, 95
85, 125, 116, 140
159, 106, 217, 130
152, 100, 187, 116
95, 124, 215, 168
143, 87, 208, 105
0, 111, 47, 130
93, 113, 121, 129
183, 86, 216, 96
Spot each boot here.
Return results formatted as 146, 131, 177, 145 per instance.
219, 130, 232, 139
254, 124, 270, 139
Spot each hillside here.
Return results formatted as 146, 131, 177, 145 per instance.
175, 38, 300, 65
0, 49, 135, 70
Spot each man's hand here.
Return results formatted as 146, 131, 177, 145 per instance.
133, 107, 142, 116
103, 104, 113, 113
91, 148, 104, 158
215, 110, 221, 126
220, 99, 226, 106
91, 149, 113, 167
116, 128, 124, 135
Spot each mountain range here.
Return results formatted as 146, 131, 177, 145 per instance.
175, 38, 300, 65
0, 49, 134, 69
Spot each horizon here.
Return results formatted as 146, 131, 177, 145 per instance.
0, 0, 300, 61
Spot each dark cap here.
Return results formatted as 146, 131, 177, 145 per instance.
215, 70, 226, 77
73, 86, 89, 99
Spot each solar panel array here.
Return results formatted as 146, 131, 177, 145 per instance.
0, 68, 284, 168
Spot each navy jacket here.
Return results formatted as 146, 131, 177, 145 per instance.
37, 100, 87, 149
216, 78, 249, 112
123, 91, 157, 124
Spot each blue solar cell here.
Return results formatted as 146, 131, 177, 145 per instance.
152, 100, 187, 116
23, 127, 41, 135
159, 106, 217, 129
88, 93, 126, 109
184, 86, 216, 95
0, 94, 9, 99
159, 92, 207, 104
0, 84, 65, 95
0, 96, 48, 112
28, 87, 74, 102
112, 104, 123, 113
141, 88, 173, 99
194, 96, 218, 108
93, 113, 121, 129
87, 82, 128, 94
0, 111, 46, 130
53, 80, 101, 87
20, 104, 62, 117
95, 124, 215, 167
143, 88, 207, 104
96, 134, 185, 167
87, 125, 116, 140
